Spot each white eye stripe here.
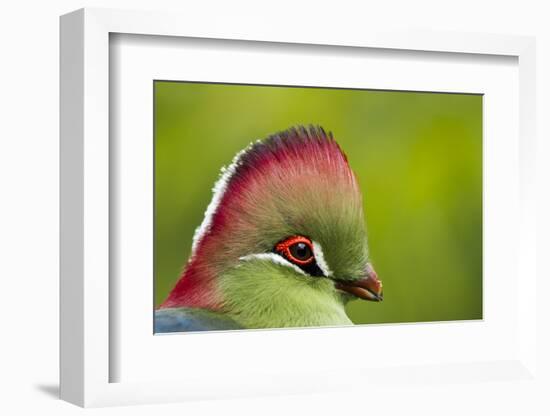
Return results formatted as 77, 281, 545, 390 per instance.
239, 253, 307, 276
312, 241, 333, 277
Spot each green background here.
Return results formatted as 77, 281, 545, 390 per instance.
155, 81, 483, 325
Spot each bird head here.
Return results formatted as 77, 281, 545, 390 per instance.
161, 126, 382, 328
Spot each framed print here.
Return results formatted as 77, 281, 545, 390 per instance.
153, 83, 482, 333
60, 8, 538, 408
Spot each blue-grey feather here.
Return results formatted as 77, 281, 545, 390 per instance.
154, 307, 244, 333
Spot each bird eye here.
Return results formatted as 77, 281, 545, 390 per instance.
275, 236, 314, 265
289, 242, 313, 262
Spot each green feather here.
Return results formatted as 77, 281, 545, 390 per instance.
218, 259, 353, 329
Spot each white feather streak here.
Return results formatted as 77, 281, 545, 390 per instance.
191, 141, 259, 255
238, 253, 307, 276
312, 241, 333, 277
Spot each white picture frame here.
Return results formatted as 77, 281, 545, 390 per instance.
60, 7, 538, 408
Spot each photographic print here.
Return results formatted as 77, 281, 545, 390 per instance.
154, 81, 482, 333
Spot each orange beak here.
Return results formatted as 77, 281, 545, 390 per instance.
334, 263, 383, 301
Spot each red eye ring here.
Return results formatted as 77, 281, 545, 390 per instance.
275, 236, 315, 265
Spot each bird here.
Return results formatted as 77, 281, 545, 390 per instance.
155, 125, 382, 332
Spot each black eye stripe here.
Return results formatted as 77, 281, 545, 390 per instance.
298, 261, 325, 277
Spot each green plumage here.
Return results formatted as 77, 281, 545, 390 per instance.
219, 259, 353, 329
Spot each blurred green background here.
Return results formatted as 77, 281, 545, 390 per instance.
154, 81, 482, 324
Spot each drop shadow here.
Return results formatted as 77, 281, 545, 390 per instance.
35, 383, 59, 399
